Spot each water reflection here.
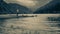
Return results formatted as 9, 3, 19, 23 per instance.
0, 14, 60, 34
0, 18, 6, 26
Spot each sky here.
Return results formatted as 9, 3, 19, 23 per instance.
4, 0, 52, 12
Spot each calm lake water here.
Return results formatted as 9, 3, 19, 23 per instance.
0, 14, 60, 34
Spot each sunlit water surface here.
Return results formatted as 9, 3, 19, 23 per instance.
0, 14, 60, 34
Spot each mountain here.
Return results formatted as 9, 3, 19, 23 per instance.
34, 0, 60, 14
0, 0, 32, 14
0, 0, 11, 14
8, 3, 32, 14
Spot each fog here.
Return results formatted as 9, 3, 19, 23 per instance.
0, 14, 60, 34
4, 0, 52, 12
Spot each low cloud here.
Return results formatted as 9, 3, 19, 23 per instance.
4, 0, 52, 12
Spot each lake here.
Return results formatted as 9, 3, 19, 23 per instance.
0, 14, 60, 34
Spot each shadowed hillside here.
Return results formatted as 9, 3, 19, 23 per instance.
8, 3, 31, 14
0, 0, 31, 14
1, 0, 60, 14
0, 0, 11, 14
34, 0, 60, 14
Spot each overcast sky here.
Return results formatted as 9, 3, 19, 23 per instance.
4, 0, 52, 12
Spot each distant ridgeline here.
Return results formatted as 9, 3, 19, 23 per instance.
0, 0, 60, 14
0, 0, 31, 14
34, 0, 60, 14
0, 0, 10, 14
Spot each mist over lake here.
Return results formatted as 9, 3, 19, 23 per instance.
0, 14, 60, 34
